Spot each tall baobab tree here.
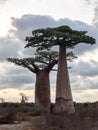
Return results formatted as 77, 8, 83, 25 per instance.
25, 25, 95, 113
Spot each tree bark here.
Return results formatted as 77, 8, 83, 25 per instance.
35, 69, 50, 112
55, 43, 75, 114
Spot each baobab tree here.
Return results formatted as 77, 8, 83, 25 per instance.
25, 25, 95, 113
8, 50, 58, 111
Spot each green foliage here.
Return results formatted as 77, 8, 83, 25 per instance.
7, 49, 76, 70
8, 25, 94, 71
0, 102, 20, 108
7, 50, 59, 69
25, 25, 96, 50
66, 51, 77, 62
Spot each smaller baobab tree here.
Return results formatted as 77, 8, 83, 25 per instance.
8, 50, 58, 112
19, 93, 28, 104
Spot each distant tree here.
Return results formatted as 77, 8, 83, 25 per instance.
0, 98, 5, 103
19, 93, 28, 104
25, 25, 95, 113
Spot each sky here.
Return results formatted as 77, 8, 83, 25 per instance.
0, 0, 98, 103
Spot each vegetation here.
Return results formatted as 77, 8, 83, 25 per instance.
0, 101, 98, 129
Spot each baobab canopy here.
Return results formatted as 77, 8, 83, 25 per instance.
25, 25, 95, 49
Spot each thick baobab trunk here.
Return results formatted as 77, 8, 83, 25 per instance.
35, 69, 50, 112
55, 43, 75, 114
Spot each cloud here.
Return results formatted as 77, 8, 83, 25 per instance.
93, 3, 98, 25
0, 37, 23, 61
0, 14, 98, 103
83, 0, 97, 5
70, 60, 98, 77
0, 61, 35, 89
85, 0, 98, 25
0, 69, 35, 89
82, 0, 98, 26
0, 75, 33, 86
0, 0, 7, 4
71, 75, 98, 91
8, 15, 56, 41
83, 0, 92, 4
8, 14, 97, 56
69, 59, 98, 91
